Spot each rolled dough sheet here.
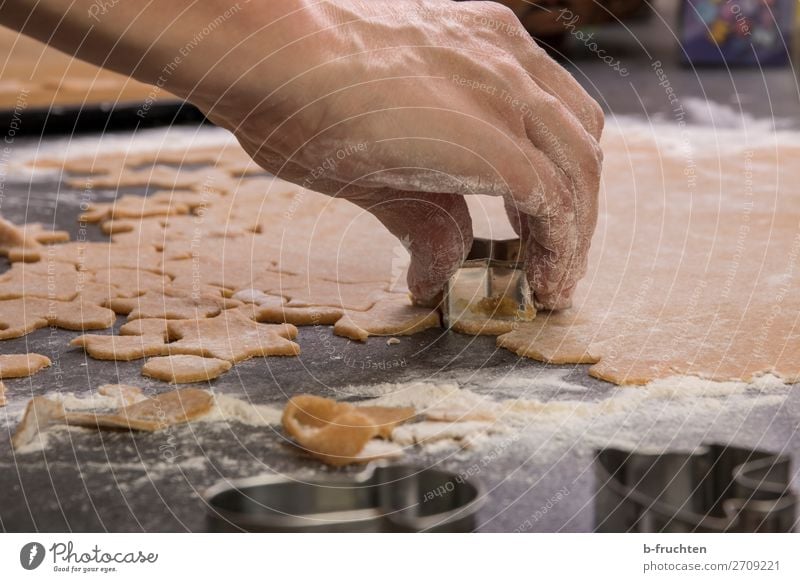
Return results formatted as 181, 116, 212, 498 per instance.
497, 126, 800, 384
9, 119, 800, 386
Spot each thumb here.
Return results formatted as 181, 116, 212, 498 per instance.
345, 189, 473, 306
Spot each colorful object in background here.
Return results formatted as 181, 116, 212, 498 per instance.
680, 0, 794, 65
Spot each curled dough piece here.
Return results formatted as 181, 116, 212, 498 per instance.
12, 388, 214, 449
282, 394, 415, 466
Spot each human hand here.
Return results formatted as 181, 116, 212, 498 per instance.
0, 0, 602, 307
198, 0, 603, 308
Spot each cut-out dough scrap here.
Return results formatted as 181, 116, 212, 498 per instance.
333, 295, 440, 341
71, 334, 167, 361
0, 218, 69, 262
49, 242, 163, 272
280, 280, 388, 311
67, 165, 231, 191
282, 394, 415, 466
0, 297, 116, 339
80, 190, 214, 223
44, 155, 129, 176
80, 193, 190, 223
231, 288, 286, 307
162, 252, 297, 293
12, 388, 214, 449
256, 302, 344, 326
142, 355, 232, 383
88, 268, 170, 298
0, 262, 81, 300
72, 388, 214, 430
119, 318, 170, 339
0, 353, 52, 378
108, 289, 238, 320
166, 307, 300, 363
0, 381, 6, 407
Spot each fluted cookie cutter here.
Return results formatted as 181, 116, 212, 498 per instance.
595, 444, 797, 532
204, 463, 484, 532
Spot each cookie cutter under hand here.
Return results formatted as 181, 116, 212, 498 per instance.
594, 444, 797, 532
203, 463, 484, 532
442, 237, 535, 331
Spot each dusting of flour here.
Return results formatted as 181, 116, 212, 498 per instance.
343, 371, 793, 458
3, 371, 793, 471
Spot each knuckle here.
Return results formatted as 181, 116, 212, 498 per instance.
482, 2, 517, 23
590, 100, 605, 137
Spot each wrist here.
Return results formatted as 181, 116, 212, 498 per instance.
164, 1, 324, 114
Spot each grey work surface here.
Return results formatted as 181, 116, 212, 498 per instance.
1, 0, 800, 532
1, 161, 799, 533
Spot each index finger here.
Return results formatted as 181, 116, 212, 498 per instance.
505, 180, 597, 310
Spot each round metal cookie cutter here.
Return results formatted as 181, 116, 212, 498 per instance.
204, 463, 485, 533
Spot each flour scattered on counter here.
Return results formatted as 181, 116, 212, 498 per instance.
392, 421, 505, 447
5, 373, 792, 468
12, 426, 70, 454
202, 394, 283, 427
344, 373, 793, 458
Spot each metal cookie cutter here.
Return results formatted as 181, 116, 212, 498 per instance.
204, 463, 484, 532
443, 237, 535, 332
594, 444, 797, 532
